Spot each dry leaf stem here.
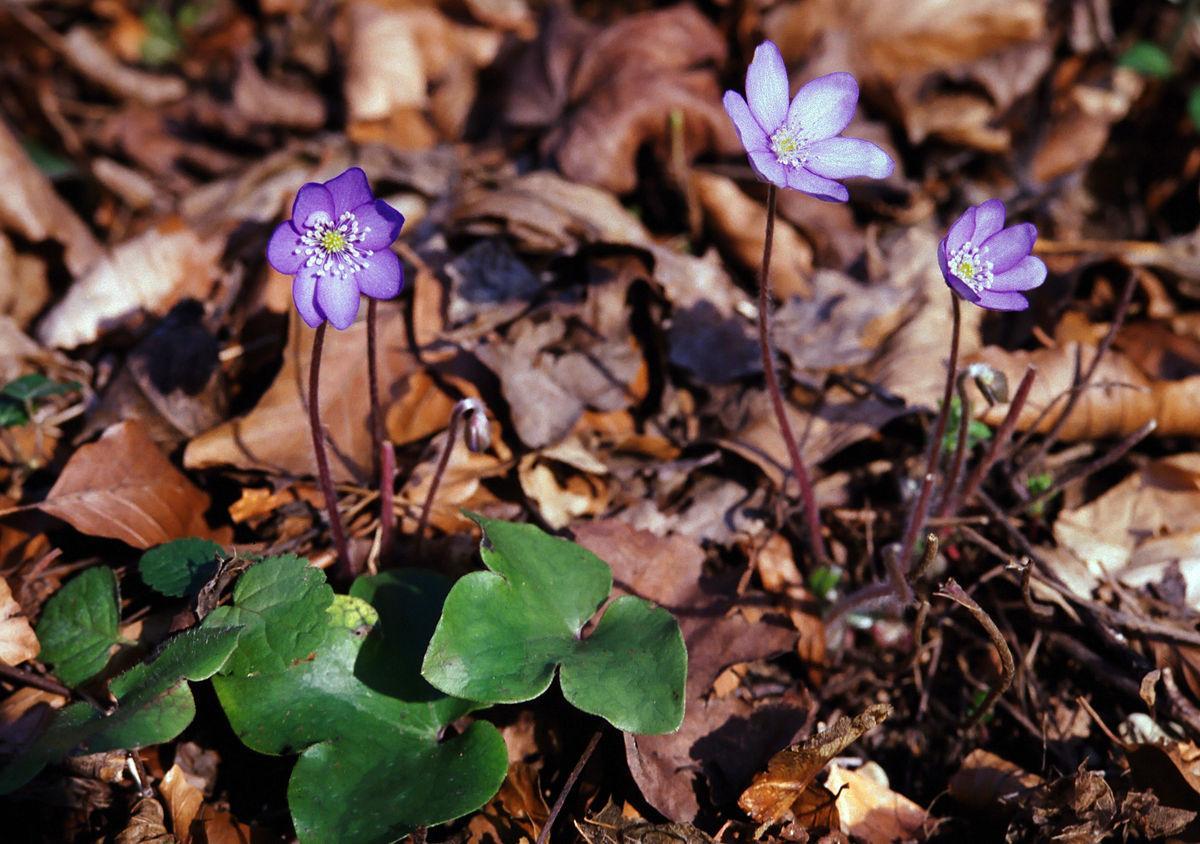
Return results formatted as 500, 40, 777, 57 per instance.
900, 290, 961, 575
935, 578, 1014, 729
308, 323, 353, 580
757, 185, 827, 566
367, 299, 395, 563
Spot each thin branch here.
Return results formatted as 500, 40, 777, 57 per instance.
954, 366, 1037, 513
935, 578, 1014, 729
537, 730, 602, 844
1019, 418, 1157, 514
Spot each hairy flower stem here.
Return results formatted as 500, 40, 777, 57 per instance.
537, 730, 602, 844
308, 323, 353, 580
367, 299, 395, 563
758, 185, 827, 565
900, 291, 961, 576
934, 371, 973, 519
950, 365, 1036, 515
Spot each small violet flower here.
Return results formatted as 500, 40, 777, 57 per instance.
267, 167, 405, 330
723, 41, 893, 202
938, 199, 1047, 311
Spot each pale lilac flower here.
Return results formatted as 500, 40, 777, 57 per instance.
938, 199, 1047, 311
722, 41, 893, 202
267, 167, 405, 330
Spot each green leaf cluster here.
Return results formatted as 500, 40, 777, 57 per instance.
0, 374, 81, 429
0, 626, 240, 792
422, 513, 687, 735
207, 557, 507, 843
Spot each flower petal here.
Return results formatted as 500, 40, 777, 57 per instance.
805, 137, 893, 180
787, 71, 858, 141
981, 223, 1037, 273
316, 277, 361, 330
786, 167, 849, 202
749, 151, 787, 187
267, 222, 303, 274
945, 207, 978, 254
989, 255, 1046, 292
975, 290, 1030, 311
724, 91, 768, 153
972, 199, 1006, 243
746, 41, 789, 131
292, 183, 334, 228
293, 267, 323, 328
325, 167, 374, 218
354, 200, 405, 251
356, 249, 403, 300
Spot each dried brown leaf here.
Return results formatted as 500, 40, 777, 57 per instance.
186, 303, 415, 483
35, 420, 225, 549
948, 748, 1044, 811
37, 222, 223, 350
0, 120, 102, 277
738, 704, 892, 834
160, 764, 203, 844
116, 795, 172, 844
824, 762, 929, 842
0, 575, 38, 666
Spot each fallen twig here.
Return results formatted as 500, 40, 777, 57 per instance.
935, 578, 1014, 729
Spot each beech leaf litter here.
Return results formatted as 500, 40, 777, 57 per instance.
3, 1, 1200, 842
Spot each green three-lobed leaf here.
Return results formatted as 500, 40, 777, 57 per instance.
422, 514, 687, 735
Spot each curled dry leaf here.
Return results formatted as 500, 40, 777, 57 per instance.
971, 343, 1200, 440
37, 222, 223, 350
824, 762, 930, 842
62, 27, 187, 106
160, 764, 203, 844
506, 5, 739, 194
1053, 454, 1200, 608
949, 748, 1043, 811
765, 0, 1047, 150
32, 420, 226, 549
116, 794, 172, 844
739, 703, 892, 836
0, 120, 102, 277
0, 576, 39, 667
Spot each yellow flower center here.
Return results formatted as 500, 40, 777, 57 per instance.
321, 230, 349, 253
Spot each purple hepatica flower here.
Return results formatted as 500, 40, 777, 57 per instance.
938, 199, 1047, 311
723, 40, 893, 202
267, 167, 404, 330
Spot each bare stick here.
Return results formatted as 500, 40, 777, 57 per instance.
936, 578, 1014, 729
0, 662, 72, 698
1018, 268, 1137, 470
367, 299, 395, 563
536, 730, 602, 844
308, 324, 353, 580
900, 291, 962, 575
757, 186, 827, 566
911, 532, 941, 584
953, 366, 1037, 513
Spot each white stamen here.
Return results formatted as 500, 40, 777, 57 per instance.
292, 209, 374, 280
769, 124, 811, 168
948, 240, 994, 295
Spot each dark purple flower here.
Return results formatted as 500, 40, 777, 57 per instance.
938, 199, 1047, 311
267, 167, 405, 330
723, 41, 893, 202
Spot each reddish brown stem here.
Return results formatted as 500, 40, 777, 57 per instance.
1016, 268, 1137, 469
309, 323, 353, 580
935, 371, 973, 519
952, 365, 1036, 513
900, 291, 961, 575
415, 406, 462, 552
367, 299, 395, 562
757, 185, 827, 565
